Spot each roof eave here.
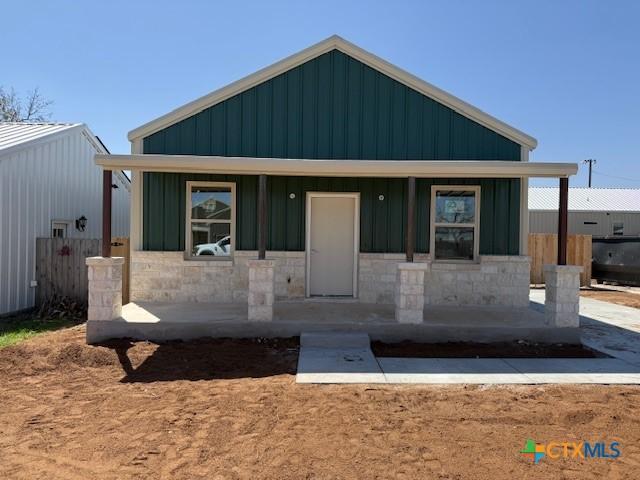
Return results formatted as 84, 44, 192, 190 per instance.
96, 154, 574, 178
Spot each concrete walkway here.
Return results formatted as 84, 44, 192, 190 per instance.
378, 358, 640, 384
297, 292, 640, 385
296, 333, 386, 384
531, 289, 640, 367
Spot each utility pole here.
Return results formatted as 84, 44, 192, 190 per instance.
583, 159, 597, 187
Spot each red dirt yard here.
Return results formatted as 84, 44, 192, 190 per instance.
581, 289, 640, 309
1, 326, 639, 479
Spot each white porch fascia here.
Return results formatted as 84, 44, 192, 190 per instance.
96, 154, 577, 178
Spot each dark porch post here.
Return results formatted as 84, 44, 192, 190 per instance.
102, 169, 112, 257
258, 174, 267, 260
557, 176, 568, 265
406, 176, 416, 262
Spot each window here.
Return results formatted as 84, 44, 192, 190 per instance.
430, 186, 480, 261
613, 222, 624, 236
186, 181, 235, 258
52, 221, 68, 238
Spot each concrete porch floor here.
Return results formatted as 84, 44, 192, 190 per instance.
86, 298, 580, 344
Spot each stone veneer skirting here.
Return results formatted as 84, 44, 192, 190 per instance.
131, 251, 530, 308
359, 254, 530, 307
425, 256, 531, 307
130, 251, 305, 303
358, 253, 429, 304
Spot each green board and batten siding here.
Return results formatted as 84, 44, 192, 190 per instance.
143, 173, 520, 255
142, 49, 522, 254
144, 50, 520, 160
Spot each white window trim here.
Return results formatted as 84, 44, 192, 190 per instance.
51, 220, 71, 238
185, 181, 236, 260
429, 185, 481, 262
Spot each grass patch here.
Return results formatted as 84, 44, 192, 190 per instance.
0, 316, 77, 348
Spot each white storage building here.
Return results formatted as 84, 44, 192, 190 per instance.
0, 123, 130, 315
529, 187, 640, 237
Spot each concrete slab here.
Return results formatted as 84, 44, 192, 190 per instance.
377, 357, 640, 385
530, 289, 640, 367
296, 347, 386, 384
379, 358, 530, 384
504, 358, 640, 384
578, 297, 640, 366
88, 299, 579, 344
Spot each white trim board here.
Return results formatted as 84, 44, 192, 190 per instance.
130, 170, 143, 250
519, 146, 530, 254
96, 155, 577, 178
128, 35, 537, 150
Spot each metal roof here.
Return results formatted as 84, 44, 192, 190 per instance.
529, 187, 640, 212
0, 122, 81, 152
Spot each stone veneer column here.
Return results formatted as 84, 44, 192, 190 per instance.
86, 257, 124, 321
395, 262, 429, 324
248, 259, 275, 321
543, 265, 582, 327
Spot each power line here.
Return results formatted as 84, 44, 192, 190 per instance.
592, 169, 640, 183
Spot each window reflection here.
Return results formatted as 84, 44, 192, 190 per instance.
191, 188, 232, 220
188, 183, 234, 257
191, 223, 231, 256
434, 227, 474, 260
435, 191, 475, 224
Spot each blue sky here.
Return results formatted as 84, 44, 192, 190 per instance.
3, 0, 639, 187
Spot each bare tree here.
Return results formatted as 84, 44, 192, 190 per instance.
0, 87, 53, 122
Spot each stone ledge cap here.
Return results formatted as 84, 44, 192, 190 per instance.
397, 262, 430, 271
543, 264, 584, 273
86, 256, 125, 266
480, 255, 531, 263
248, 259, 277, 267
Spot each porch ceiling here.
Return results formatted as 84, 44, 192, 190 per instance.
95, 154, 577, 178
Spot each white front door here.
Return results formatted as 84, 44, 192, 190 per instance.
307, 193, 359, 297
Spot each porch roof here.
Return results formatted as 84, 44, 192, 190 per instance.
95, 154, 577, 178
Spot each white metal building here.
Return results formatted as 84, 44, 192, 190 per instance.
0, 123, 130, 315
529, 187, 640, 237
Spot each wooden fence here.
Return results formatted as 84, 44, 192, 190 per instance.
35, 237, 130, 307
528, 234, 592, 287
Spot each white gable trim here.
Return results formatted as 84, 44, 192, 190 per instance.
127, 35, 537, 151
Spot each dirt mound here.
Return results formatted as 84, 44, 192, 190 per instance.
48, 343, 120, 369
0, 326, 119, 374
0, 344, 53, 374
